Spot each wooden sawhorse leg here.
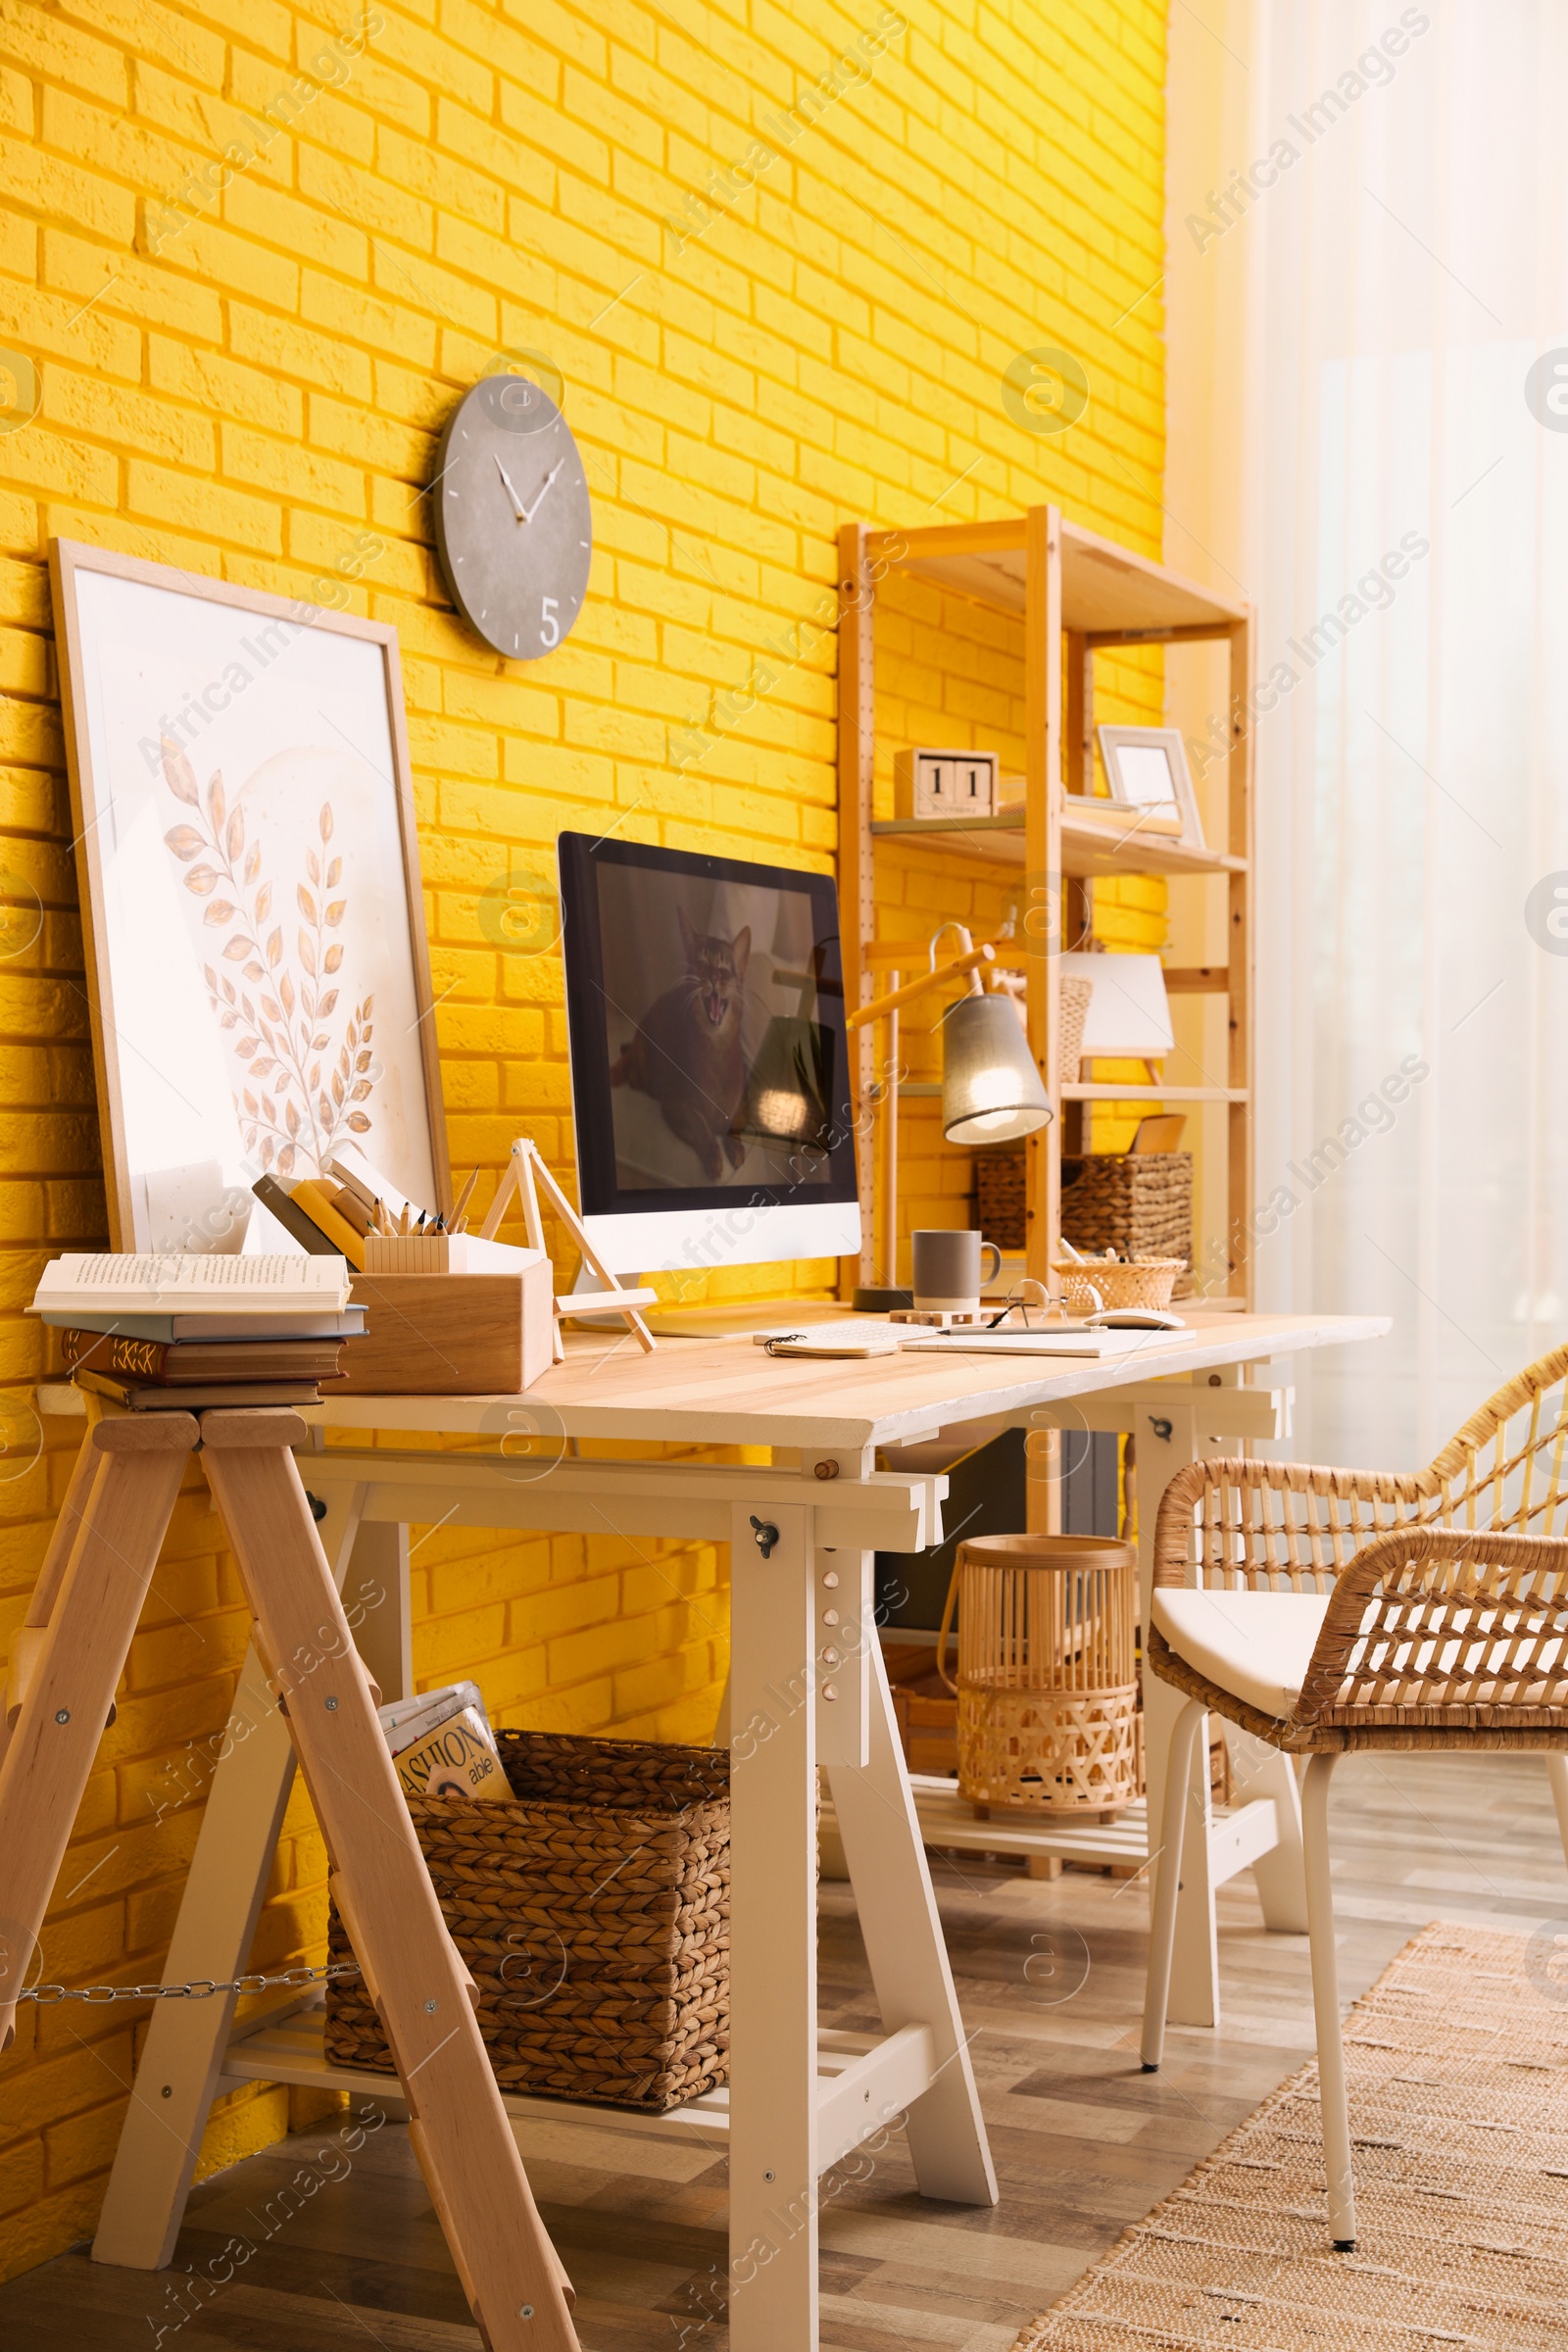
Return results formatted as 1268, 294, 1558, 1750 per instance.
1, 1408, 578, 2352
92, 1479, 371, 2269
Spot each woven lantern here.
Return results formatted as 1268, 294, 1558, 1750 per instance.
939, 1532, 1140, 1813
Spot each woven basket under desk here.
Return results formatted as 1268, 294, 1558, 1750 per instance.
324, 1730, 729, 2114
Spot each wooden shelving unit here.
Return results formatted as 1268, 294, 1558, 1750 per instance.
838, 509, 1253, 1304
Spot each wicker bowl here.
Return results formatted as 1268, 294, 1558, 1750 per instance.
1052, 1256, 1184, 1314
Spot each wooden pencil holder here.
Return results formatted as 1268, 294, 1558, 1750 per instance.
939, 1533, 1140, 1814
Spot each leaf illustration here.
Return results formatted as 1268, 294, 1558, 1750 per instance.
160, 755, 371, 1172
162, 740, 200, 805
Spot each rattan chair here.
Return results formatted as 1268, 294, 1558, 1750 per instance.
1139, 1345, 1568, 2251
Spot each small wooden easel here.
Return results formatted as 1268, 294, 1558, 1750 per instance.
0, 1404, 579, 2352
480, 1136, 658, 1361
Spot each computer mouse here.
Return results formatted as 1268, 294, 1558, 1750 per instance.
1085, 1307, 1186, 1331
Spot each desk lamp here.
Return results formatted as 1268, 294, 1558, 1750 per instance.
847, 926, 1051, 1304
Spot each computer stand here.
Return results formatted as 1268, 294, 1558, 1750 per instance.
0, 1404, 578, 2352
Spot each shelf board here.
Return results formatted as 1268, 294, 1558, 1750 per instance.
871, 813, 1025, 867
1060, 808, 1245, 881
869, 514, 1248, 636
1063, 1084, 1248, 1103
869, 808, 1245, 882
222, 1999, 927, 2166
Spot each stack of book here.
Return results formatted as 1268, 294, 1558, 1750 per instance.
31, 1251, 361, 1411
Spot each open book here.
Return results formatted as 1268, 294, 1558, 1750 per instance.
31, 1252, 353, 1320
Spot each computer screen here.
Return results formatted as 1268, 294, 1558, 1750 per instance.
557, 832, 860, 1274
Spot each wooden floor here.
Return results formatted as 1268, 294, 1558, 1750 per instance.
6, 1752, 1568, 2349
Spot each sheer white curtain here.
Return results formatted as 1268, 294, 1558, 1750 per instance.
1247, 0, 1568, 1468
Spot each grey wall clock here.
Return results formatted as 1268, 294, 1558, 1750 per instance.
431, 375, 592, 660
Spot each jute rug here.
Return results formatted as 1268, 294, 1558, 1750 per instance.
1012, 1919, 1568, 2350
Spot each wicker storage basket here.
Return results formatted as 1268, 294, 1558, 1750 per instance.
940, 1533, 1140, 1813
1053, 1255, 1184, 1314
324, 1730, 729, 2113
976, 1153, 1028, 1251
1060, 1151, 1193, 1273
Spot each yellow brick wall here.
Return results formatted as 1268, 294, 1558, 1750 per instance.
0, 0, 1168, 2278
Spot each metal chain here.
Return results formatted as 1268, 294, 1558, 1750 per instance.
17, 1959, 362, 2006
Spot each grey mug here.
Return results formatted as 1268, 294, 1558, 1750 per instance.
910, 1228, 1003, 1312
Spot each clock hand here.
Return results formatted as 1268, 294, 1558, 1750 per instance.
492, 453, 528, 520
520, 458, 565, 524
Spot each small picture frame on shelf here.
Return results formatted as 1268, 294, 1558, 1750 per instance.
1096, 724, 1205, 850
894, 747, 998, 820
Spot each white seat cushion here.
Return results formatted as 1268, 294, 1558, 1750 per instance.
1152, 1589, 1332, 1721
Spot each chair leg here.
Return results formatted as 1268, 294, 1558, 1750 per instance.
1546, 1753, 1568, 1875
1140, 1696, 1206, 2072
1301, 1752, 1355, 2251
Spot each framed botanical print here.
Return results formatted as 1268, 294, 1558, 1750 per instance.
49, 540, 451, 1252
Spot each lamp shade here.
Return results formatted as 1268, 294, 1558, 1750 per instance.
940, 993, 1053, 1146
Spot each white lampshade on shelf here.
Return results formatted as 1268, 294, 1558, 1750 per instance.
940, 993, 1053, 1146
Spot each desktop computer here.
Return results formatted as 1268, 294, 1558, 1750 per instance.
557, 831, 861, 1278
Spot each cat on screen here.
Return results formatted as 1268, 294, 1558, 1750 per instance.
611, 908, 751, 1180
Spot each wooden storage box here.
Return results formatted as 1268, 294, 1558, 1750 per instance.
325, 1732, 730, 2113
340, 1265, 553, 1395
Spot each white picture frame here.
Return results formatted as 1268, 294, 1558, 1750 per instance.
1096, 724, 1205, 850
49, 540, 451, 1253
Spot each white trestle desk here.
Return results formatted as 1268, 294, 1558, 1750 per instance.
64, 1307, 1386, 2352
